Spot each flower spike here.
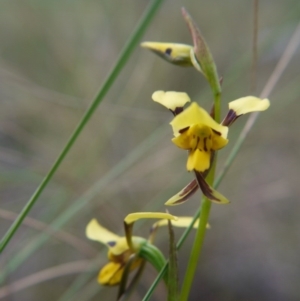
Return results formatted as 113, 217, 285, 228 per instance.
141, 42, 193, 66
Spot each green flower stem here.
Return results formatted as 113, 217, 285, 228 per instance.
178, 162, 216, 301
0, 0, 165, 253
213, 91, 222, 123
179, 66, 221, 300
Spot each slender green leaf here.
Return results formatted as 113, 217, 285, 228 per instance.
0, 0, 165, 253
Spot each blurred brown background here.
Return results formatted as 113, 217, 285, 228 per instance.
0, 0, 299, 300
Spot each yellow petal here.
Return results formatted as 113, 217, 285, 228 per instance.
124, 212, 178, 224
229, 96, 270, 116
107, 237, 130, 256
170, 102, 228, 138
154, 217, 199, 228
164, 179, 198, 206
212, 134, 228, 150
187, 149, 210, 172
152, 91, 191, 111
141, 42, 193, 66
86, 219, 120, 246
154, 217, 210, 229
98, 262, 123, 286
172, 131, 192, 149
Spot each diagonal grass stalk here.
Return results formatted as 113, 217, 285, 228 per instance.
141, 20, 300, 301
0, 124, 169, 284
0, 0, 165, 253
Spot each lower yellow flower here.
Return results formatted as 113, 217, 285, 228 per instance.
86, 219, 145, 285
86, 212, 199, 286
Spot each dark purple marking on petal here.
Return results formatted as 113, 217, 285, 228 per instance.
165, 48, 172, 55
179, 126, 190, 134
179, 179, 198, 196
222, 109, 238, 126
173, 179, 199, 204
195, 136, 200, 151
174, 107, 184, 115
107, 241, 117, 247
203, 137, 208, 152
194, 171, 221, 202
212, 129, 221, 136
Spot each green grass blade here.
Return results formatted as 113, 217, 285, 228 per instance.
0, 0, 165, 253
0, 124, 169, 284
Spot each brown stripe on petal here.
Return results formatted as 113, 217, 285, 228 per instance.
166, 179, 199, 205
180, 179, 198, 196
107, 241, 117, 247
179, 126, 190, 134
203, 137, 208, 152
173, 107, 184, 116
195, 136, 200, 151
165, 48, 172, 55
172, 184, 198, 204
173, 180, 199, 204
194, 171, 222, 203
212, 129, 221, 136
222, 109, 238, 126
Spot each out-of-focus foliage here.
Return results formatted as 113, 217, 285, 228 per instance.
0, 0, 299, 300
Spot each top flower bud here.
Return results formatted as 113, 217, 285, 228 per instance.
141, 42, 193, 67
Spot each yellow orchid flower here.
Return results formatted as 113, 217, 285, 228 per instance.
170, 102, 229, 172
152, 91, 270, 204
86, 212, 199, 286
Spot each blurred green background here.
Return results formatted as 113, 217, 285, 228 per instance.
0, 0, 299, 300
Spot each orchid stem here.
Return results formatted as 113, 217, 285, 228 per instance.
179, 88, 221, 301
178, 163, 215, 301
213, 91, 221, 123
